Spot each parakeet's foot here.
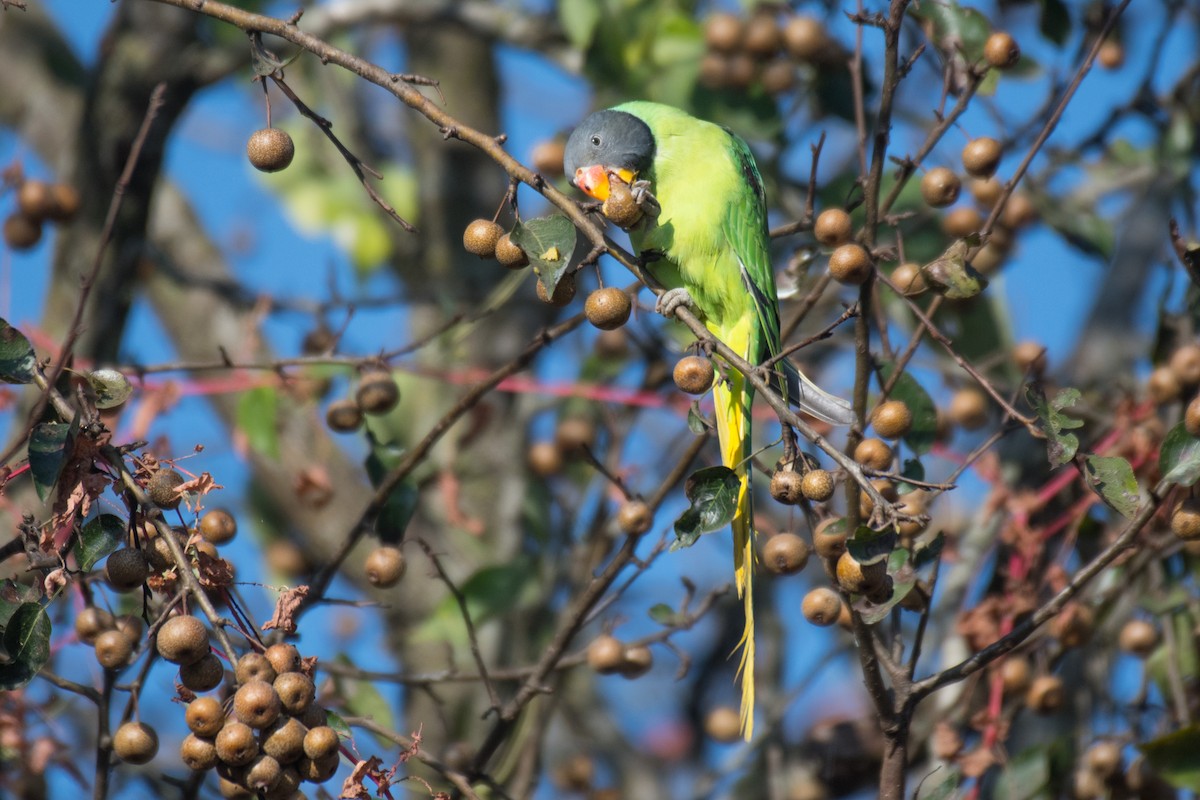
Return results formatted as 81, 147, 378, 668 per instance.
656, 287, 695, 319
637, 248, 666, 267
630, 180, 661, 218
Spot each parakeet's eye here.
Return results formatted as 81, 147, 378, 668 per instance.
590, 135, 602, 146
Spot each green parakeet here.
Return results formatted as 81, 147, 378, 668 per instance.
565, 101, 854, 739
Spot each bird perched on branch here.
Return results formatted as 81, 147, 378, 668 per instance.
565, 101, 854, 739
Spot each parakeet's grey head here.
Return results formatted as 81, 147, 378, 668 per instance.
563, 109, 655, 200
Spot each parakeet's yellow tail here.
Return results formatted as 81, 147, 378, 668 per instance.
710, 323, 757, 741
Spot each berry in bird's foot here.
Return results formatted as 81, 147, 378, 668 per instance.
853, 438, 893, 471
769, 469, 804, 505
356, 369, 400, 415
601, 179, 643, 229
463, 219, 503, 258
802, 587, 842, 627
784, 16, 828, 61
871, 400, 913, 440
325, 398, 364, 433
704, 707, 742, 742
3, 213, 42, 250
762, 532, 810, 575
156, 615, 210, 665
113, 721, 159, 764
962, 137, 1002, 178
948, 387, 989, 430
801, 469, 835, 501
617, 500, 653, 535
537, 273, 577, 307
586, 634, 626, 674
147, 468, 186, 509
106, 547, 149, 592
828, 243, 871, 285
585, 287, 632, 330
673, 355, 714, 395
984, 32, 1020, 69
247, 128, 295, 173
814, 208, 853, 247
495, 233, 528, 269
890, 262, 927, 295
365, 545, 406, 588
200, 508, 238, 545
921, 167, 961, 208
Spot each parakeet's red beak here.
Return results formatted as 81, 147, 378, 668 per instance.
573, 165, 636, 201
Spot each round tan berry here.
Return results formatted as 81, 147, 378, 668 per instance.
784, 16, 828, 61
1187, 395, 1200, 437
75, 607, 115, 645
180, 733, 219, 771
298, 753, 339, 783
527, 441, 563, 477
2, 213, 42, 251
147, 469, 186, 510
813, 518, 848, 559
1013, 341, 1047, 375
17, 180, 55, 220
814, 209, 853, 247
274, 671, 316, 716
186, 696, 226, 738
743, 13, 782, 57
586, 634, 626, 675
727, 53, 758, 89
1171, 498, 1200, 541
585, 288, 632, 331
303, 726, 340, 762
1170, 344, 1200, 386
948, 388, 989, 430
704, 12, 743, 53
984, 31, 1020, 69
271, 767, 303, 797
262, 717, 307, 764
761, 59, 796, 94
180, 653, 225, 692
531, 138, 566, 177
1097, 39, 1124, 70
216, 724, 258, 767
871, 400, 913, 440
556, 754, 595, 791
199, 509, 238, 546
835, 551, 886, 594
617, 499, 653, 536
495, 234, 528, 269
1001, 192, 1038, 228
1050, 603, 1094, 649
364, 545, 406, 588
619, 644, 653, 678
299, 704, 328, 730
699, 52, 732, 89
602, 179, 643, 229
594, 328, 628, 359
356, 370, 400, 415
673, 355, 714, 395
854, 437, 893, 471
1118, 619, 1159, 659
463, 219, 503, 258
961, 137, 1002, 178
234, 680, 281, 729
970, 176, 1004, 207
113, 721, 158, 765
236, 652, 277, 686
920, 167, 961, 208
860, 479, 899, 518
47, 183, 81, 222
95, 629, 134, 670
828, 243, 871, 285
1148, 366, 1182, 404
156, 615, 210, 665
247, 128, 295, 173
264, 643, 302, 676
762, 532, 810, 575
999, 656, 1031, 695
942, 206, 984, 239
801, 469, 835, 502
245, 754, 283, 793
890, 262, 927, 295
218, 777, 252, 799
1025, 674, 1064, 713
1084, 740, 1123, 779
769, 469, 804, 505
114, 615, 144, 643
555, 416, 596, 455
704, 706, 742, 742
325, 398, 364, 433
266, 539, 309, 578
801, 587, 842, 626
536, 274, 577, 307
1073, 768, 1106, 800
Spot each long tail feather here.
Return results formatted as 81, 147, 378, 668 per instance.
782, 360, 855, 425
712, 364, 756, 741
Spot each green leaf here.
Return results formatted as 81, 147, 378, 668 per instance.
87, 369, 132, 409
878, 364, 938, 456
365, 442, 418, 544
509, 215, 577, 294
1160, 422, 1200, 487
1025, 385, 1084, 467
325, 709, 351, 739
921, 240, 988, 300
1146, 610, 1197, 703
1041, 200, 1115, 259
236, 386, 280, 460
1082, 455, 1140, 518
416, 560, 537, 644
333, 654, 395, 747
28, 422, 73, 503
1039, 0, 1070, 45
910, 1, 992, 62
1139, 726, 1200, 792
648, 603, 678, 626
916, 768, 961, 800
913, 531, 946, 571
992, 744, 1052, 800
846, 526, 897, 567
686, 403, 708, 435
0, 320, 35, 384
898, 458, 926, 493
73, 515, 126, 571
0, 603, 51, 690
671, 466, 741, 550
0, 581, 40, 628
559, 0, 602, 50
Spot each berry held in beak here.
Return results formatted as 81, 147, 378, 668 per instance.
573, 165, 637, 202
